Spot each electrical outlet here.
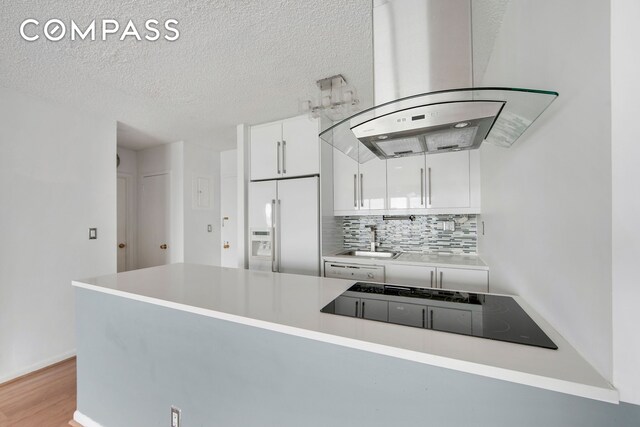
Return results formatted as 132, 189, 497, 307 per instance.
207, 224, 212, 232
171, 406, 181, 427
435, 221, 455, 231
88, 228, 97, 239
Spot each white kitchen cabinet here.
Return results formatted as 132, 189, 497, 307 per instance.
333, 148, 360, 211
250, 115, 319, 181
359, 158, 387, 210
384, 263, 488, 292
333, 148, 386, 213
426, 151, 470, 209
385, 264, 436, 288
428, 306, 473, 335
437, 267, 488, 293
387, 155, 426, 209
281, 115, 320, 178
388, 301, 427, 328
334, 295, 388, 321
387, 301, 473, 335
250, 122, 282, 181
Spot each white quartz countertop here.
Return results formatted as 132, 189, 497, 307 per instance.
72, 263, 616, 403
324, 251, 489, 270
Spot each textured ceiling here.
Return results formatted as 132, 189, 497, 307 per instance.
0, 0, 374, 150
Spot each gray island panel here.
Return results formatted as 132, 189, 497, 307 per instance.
75, 287, 640, 427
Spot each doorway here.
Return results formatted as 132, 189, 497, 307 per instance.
220, 174, 237, 267
139, 173, 171, 268
117, 176, 128, 272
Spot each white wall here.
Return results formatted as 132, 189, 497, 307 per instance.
236, 124, 250, 268
477, 0, 612, 380
0, 86, 116, 383
117, 146, 138, 270
220, 149, 238, 267
611, 0, 640, 406
183, 142, 221, 266
137, 142, 184, 264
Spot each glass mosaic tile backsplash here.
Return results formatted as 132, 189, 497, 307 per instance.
342, 215, 477, 255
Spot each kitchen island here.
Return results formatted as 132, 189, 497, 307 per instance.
73, 263, 627, 427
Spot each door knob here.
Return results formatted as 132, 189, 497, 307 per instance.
160, 244, 168, 249
118, 243, 126, 249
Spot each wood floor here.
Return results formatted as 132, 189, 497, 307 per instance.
0, 357, 77, 427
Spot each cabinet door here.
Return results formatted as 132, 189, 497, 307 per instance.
426, 151, 470, 208
333, 148, 360, 212
281, 116, 319, 177
251, 122, 282, 181
385, 264, 436, 288
388, 302, 427, 328
361, 298, 388, 321
428, 306, 472, 335
334, 295, 359, 318
359, 158, 387, 210
437, 267, 489, 293
387, 155, 426, 209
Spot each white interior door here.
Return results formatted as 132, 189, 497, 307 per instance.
117, 176, 127, 272
139, 173, 170, 268
221, 175, 237, 267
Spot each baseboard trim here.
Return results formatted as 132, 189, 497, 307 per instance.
0, 349, 76, 385
74, 410, 104, 427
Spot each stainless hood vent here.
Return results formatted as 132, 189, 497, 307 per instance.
320, 0, 558, 163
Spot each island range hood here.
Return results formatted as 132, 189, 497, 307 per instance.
320, 0, 558, 163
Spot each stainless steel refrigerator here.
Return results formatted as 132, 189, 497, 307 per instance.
248, 176, 319, 276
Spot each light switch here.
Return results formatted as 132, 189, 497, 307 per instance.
89, 228, 97, 239
207, 224, 212, 232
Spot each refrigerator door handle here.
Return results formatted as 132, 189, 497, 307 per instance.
271, 199, 276, 272
277, 199, 282, 272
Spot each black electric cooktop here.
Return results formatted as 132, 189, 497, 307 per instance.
321, 282, 557, 350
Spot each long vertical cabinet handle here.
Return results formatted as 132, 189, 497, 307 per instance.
271, 199, 277, 272
282, 140, 287, 174
277, 141, 281, 174
420, 168, 425, 206
430, 271, 434, 287
439, 271, 443, 289
360, 173, 364, 207
427, 167, 432, 206
430, 309, 434, 329
353, 174, 357, 208
355, 300, 359, 317
422, 308, 426, 328
362, 301, 366, 318
277, 199, 282, 272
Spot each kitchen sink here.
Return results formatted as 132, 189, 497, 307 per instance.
339, 250, 401, 259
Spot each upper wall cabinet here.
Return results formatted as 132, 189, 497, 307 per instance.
426, 151, 470, 209
250, 115, 319, 181
333, 148, 387, 214
334, 149, 480, 216
387, 155, 427, 209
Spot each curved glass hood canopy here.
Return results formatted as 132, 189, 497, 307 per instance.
319, 87, 559, 164
321, 0, 559, 163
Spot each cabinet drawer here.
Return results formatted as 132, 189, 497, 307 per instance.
334, 295, 359, 317
388, 302, 427, 328
429, 306, 472, 335
361, 298, 388, 322
385, 264, 436, 288
437, 267, 488, 293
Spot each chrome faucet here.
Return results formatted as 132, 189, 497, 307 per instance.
365, 225, 380, 252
